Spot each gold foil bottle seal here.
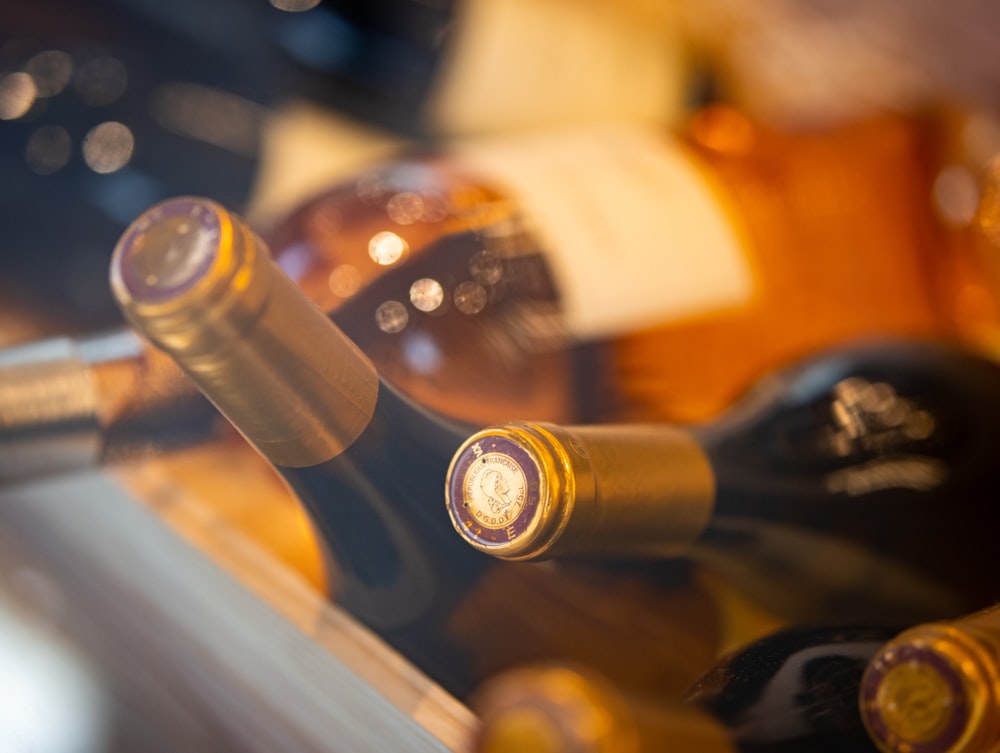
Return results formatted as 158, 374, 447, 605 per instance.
110, 196, 378, 467
861, 622, 1000, 753
445, 421, 715, 560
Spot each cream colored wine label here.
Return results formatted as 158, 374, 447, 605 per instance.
426, 0, 686, 136
454, 124, 755, 339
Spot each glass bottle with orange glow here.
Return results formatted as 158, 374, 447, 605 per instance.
269, 105, 1000, 426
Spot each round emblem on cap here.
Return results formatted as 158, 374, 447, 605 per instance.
447, 433, 542, 548
861, 643, 970, 753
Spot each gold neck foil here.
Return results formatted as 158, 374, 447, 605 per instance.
111, 197, 378, 467
446, 420, 715, 560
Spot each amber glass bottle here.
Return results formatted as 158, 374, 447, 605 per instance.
268, 106, 1000, 425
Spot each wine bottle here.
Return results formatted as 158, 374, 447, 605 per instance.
471, 624, 896, 753
860, 604, 1000, 753
445, 336, 1000, 620
0, 328, 216, 481
108, 195, 725, 701
270, 0, 687, 138
272, 106, 1000, 426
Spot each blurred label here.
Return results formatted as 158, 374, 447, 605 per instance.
455, 124, 755, 339
426, 0, 686, 135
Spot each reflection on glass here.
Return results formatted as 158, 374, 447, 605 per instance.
386, 191, 425, 224
933, 165, 979, 227
73, 56, 128, 106
368, 231, 408, 265
328, 264, 361, 298
82, 121, 134, 173
827, 377, 936, 457
24, 49, 73, 97
409, 277, 445, 312
0, 72, 37, 120
977, 159, 1000, 245
25, 125, 72, 175
268, 0, 321, 11
468, 250, 503, 285
0, 597, 110, 753
375, 300, 409, 333
150, 82, 264, 156
454, 280, 488, 314
402, 331, 442, 374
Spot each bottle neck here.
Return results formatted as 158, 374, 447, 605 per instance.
0, 328, 214, 478
446, 421, 716, 560
112, 198, 380, 469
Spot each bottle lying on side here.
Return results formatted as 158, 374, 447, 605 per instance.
0, 329, 217, 482
7, 104, 1000, 481
861, 603, 1000, 753
471, 623, 899, 753
107, 196, 726, 703
444, 335, 1000, 623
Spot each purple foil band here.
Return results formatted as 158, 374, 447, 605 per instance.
861, 643, 970, 753
448, 434, 542, 548
115, 197, 221, 302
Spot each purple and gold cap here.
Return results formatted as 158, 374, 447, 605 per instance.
112, 197, 224, 303
109, 196, 269, 358
861, 626, 1000, 753
445, 422, 587, 560
445, 421, 715, 561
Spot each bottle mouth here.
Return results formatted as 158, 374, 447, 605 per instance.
860, 630, 993, 753
445, 426, 550, 557
111, 197, 225, 304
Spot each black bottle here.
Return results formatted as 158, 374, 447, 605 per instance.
686, 624, 899, 753
445, 335, 1000, 622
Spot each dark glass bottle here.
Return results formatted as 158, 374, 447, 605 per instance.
108, 196, 722, 701
445, 337, 1000, 622
686, 624, 899, 753
470, 624, 896, 753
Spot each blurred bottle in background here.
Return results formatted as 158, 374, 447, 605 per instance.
675, 0, 1000, 129
471, 624, 898, 753
0, 0, 286, 331
270, 0, 689, 139
268, 105, 1000, 426
0, 0, 694, 336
